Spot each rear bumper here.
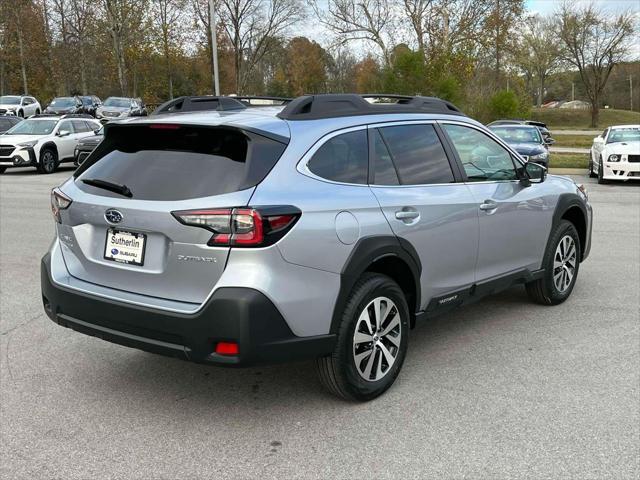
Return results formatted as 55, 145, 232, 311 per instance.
41, 252, 335, 366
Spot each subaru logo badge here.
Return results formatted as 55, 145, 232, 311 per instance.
104, 209, 123, 224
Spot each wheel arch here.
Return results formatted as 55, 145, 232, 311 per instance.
331, 236, 421, 333
39, 141, 58, 162
552, 194, 589, 262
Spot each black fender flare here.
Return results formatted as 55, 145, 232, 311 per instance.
38, 142, 59, 163
330, 235, 421, 334
548, 193, 590, 261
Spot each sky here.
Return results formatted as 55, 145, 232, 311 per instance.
526, 0, 640, 15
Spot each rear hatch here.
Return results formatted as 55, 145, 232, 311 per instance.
57, 122, 287, 305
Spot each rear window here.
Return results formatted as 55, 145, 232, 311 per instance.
75, 125, 287, 201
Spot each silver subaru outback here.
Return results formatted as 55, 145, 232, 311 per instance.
41, 94, 592, 401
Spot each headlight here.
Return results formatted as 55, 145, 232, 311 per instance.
608, 154, 620, 162
530, 153, 548, 161
17, 140, 38, 149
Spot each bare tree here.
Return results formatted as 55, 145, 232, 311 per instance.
67, 0, 95, 94
557, 2, 635, 127
513, 15, 562, 107
219, 0, 303, 93
313, 0, 394, 67
153, 0, 187, 99
102, 0, 148, 95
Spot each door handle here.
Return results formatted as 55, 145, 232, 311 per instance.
479, 200, 498, 211
395, 210, 420, 221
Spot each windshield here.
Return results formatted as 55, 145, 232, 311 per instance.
490, 126, 542, 144
607, 128, 640, 144
0, 96, 20, 105
50, 97, 76, 107
103, 98, 131, 108
6, 119, 57, 135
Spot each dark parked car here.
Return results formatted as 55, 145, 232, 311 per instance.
74, 126, 103, 166
489, 124, 550, 167
0, 115, 22, 134
79, 96, 102, 116
488, 119, 554, 144
45, 96, 85, 115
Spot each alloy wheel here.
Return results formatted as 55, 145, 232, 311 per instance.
42, 151, 55, 173
553, 235, 577, 292
352, 296, 402, 382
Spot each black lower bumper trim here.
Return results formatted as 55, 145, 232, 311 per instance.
41, 253, 335, 366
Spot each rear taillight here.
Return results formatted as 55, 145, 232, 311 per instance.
172, 206, 300, 247
51, 188, 72, 223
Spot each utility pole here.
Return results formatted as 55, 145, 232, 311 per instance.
571, 82, 575, 102
630, 75, 633, 111
209, 0, 220, 96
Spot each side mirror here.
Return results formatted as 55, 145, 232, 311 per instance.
57, 129, 70, 137
93, 128, 101, 134
545, 138, 556, 145
522, 162, 546, 185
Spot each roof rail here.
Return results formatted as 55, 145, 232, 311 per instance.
276, 94, 465, 120
61, 113, 95, 119
151, 96, 247, 115
232, 96, 292, 107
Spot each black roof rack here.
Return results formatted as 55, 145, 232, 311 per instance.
232, 96, 292, 107
152, 96, 247, 115
276, 94, 465, 120
32, 113, 94, 119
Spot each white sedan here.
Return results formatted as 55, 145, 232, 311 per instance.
589, 125, 640, 184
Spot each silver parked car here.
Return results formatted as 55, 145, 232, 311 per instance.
41, 94, 592, 401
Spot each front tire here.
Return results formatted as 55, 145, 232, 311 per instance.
588, 152, 596, 178
597, 157, 608, 184
37, 148, 58, 174
526, 220, 581, 305
0, 167, 6, 174
316, 273, 410, 401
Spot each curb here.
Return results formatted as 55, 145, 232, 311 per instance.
549, 168, 586, 175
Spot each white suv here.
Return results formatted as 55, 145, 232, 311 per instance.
0, 115, 101, 174
0, 95, 41, 117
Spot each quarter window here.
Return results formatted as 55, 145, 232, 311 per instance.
442, 124, 518, 182
376, 124, 454, 185
307, 130, 368, 184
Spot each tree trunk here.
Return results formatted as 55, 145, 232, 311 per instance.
17, 27, 28, 94
590, 101, 599, 128
537, 76, 544, 108
79, 41, 87, 95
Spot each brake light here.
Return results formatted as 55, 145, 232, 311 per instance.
149, 124, 181, 130
51, 188, 72, 223
172, 206, 300, 247
215, 342, 239, 355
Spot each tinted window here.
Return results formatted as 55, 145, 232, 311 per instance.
443, 124, 518, 182
377, 124, 454, 185
58, 120, 75, 133
75, 125, 286, 201
307, 130, 368, 184
84, 121, 98, 132
372, 129, 399, 185
72, 120, 89, 132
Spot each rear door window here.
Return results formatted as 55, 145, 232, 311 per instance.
376, 124, 454, 185
75, 125, 286, 201
307, 130, 368, 184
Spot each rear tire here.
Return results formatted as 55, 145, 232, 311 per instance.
526, 220, 581, 306
37, 148, 58, 174
316, 273, 410, 401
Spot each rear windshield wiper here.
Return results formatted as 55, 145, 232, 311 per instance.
81, 178, 133, 198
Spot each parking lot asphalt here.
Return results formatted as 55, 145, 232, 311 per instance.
1, 166, 638, 479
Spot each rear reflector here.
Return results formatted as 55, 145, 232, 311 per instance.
215, 342, 239, 355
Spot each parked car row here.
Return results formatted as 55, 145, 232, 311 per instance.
0, 94, 148, 120
487, 119, 554, 168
